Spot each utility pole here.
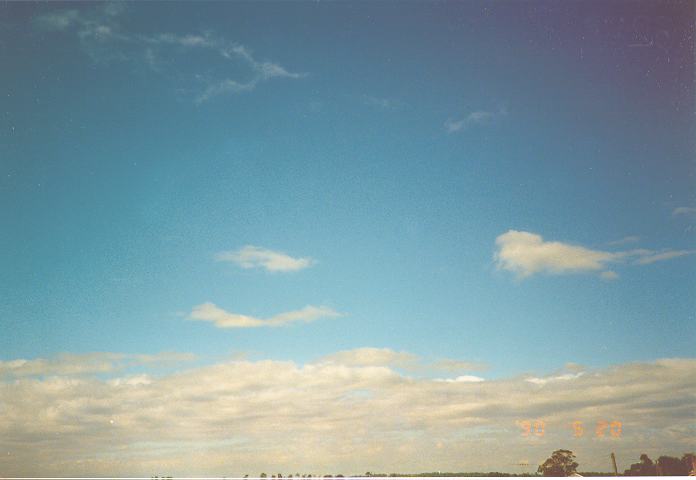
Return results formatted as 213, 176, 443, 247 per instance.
610, 452, 618, 476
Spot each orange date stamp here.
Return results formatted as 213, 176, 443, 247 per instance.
517, 420, 622, 438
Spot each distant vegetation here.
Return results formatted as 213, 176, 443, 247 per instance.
151, 451, 696, 478
623, 453, 695, 476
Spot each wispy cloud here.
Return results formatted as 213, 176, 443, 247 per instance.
634, 249, 696, 265
494, 230, 696, 279
600, 270, 619, 281
1, 353, 694, 475
431, 358, 489, 372
445, 106, 507, 133
525, 372, 584, 386
673, 206, 696, 216
607, 235, 640, 246
34, 5, 305, 102
362, 95, 401, 110
189, 303, 341, 328
215, 245, 314, 272
315, 348, 488, 374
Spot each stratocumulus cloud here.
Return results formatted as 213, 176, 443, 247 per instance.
0, 353, 694, 476
0, 351, 195, 378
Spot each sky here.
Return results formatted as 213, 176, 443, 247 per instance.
1, 0, 695, 476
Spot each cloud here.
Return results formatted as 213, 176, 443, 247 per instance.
316, 348, 419, 368
189, 303, 341, 328
1, 353, 694, 475
445, 106, 506, 133
673, 207, 696, 216
494, 230, 695, 279
634, 249, 696, 265
436, 375, 486, 383
607, 236, 640, 246
0, 352, 195, 379
525, 372, 584, 386
431, 359, 489, 372
33, 5, 304, 101
494, 230, 616, 278
215, 245, 314, 272
315, 349, 487, 374
362, 95, 400, 110
600, 270, 619, 281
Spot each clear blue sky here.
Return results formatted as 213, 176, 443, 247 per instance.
1, 0, 695, 377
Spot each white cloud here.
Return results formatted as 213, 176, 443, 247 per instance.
525, 372, 584, 386
0, 352, 195, 378
34, 6, 304, 102
215, 245, 314, 272
362, 95, 400, 109
494, 230, 616, 278
445, 107, 506, 133
316, 348, 419, 368
437, 375, 485, 383
494, 230, 695, 279
431, 359, 488, 372
189, 303, 341, 328
673, 206, 696, 216
1, 352, 694, 475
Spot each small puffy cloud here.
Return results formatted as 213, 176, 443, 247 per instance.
494, 230, 616, 278
673, 206, 696, 216
216, 245, 314, 272
494, 230, 695, 279
189, 303, 341, 328
316, 347, 419, 368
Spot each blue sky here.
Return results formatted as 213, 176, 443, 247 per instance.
1, 1, 695, 475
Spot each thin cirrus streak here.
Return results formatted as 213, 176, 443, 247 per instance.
33, 4, 305, 103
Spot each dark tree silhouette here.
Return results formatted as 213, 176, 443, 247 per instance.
538, 449, 579, 477
624, 453, 658, 476
657, 455, 689, 476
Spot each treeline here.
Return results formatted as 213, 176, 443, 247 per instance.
623, 453, 695, 476
151, 452, 695, 479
